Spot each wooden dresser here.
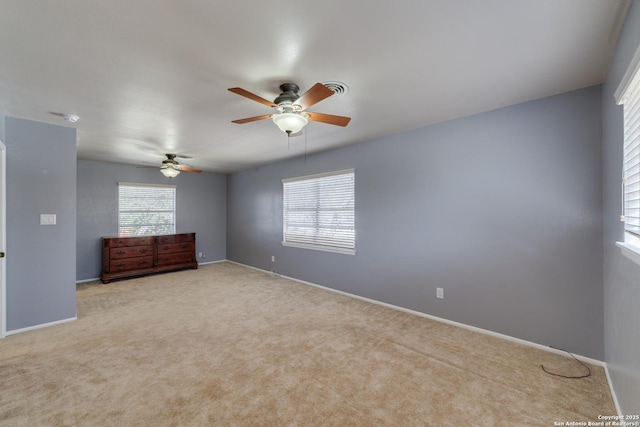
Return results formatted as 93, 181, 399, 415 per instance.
101, 233, 197, 283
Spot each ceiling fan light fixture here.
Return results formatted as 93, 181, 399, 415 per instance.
272, 112, 308, 134
160, 166, 180, 178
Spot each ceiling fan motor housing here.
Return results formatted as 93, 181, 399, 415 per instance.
162, 154, 179, 167
274, 83, 301, 109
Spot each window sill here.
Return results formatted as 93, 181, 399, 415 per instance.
282, 241, 355, 256
616, 241, 640, 267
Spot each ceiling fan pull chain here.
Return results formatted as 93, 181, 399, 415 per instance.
304, 126, 308, 164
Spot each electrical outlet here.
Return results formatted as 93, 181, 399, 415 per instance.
271, 255, 275, 263
198, 252, 203, 258
436, 288, 444, 299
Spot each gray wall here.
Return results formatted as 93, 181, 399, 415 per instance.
228, 85, 605, 359
76, 160, 226, 281
602, 0, 640, 416
5, 117, 77, 331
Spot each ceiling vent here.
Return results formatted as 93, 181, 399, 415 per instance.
322, 81, 349, 96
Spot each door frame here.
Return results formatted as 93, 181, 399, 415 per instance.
0, 140, 6, 338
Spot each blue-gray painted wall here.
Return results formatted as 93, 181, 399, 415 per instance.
4, 10, 638, 407
5, 117, 77, 331
227, 85, 604, 360
76, 160, 227, 281
602, 0, 640, 416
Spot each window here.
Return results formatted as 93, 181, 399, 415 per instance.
118, 182, 176, 237
620, 67, 640, 240
282, 169, 355, 255
615, 45, 640, 261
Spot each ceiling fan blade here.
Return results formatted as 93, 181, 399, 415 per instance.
232, 114, 272, 124
306, 112, 351, 127
228, 87, 277, 108
175, 165, 202, 173
295, 83, 334, 110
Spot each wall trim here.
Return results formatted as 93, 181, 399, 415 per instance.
0, 139, 5, 339
227, 260, 606, 367
76, 277, 100, 284
605, 364, 623, 418
198, 259, 226, 266
5, 316, 77, 336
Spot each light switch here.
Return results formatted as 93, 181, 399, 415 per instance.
40, 214, 56, 225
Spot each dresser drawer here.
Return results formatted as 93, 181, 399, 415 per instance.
157, 242, 194, 255
110, 245, 153, 259
157, 251, 194, 266
109, 256, 154, 272
105, 237, 155, 247
157, 233, 194, 244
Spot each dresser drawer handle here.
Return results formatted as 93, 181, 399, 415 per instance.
116, 251, 126, 256
162, 246, 170, 250
116, 263, 125, 269
139, 249, 148, 254
139, 261, 148, 266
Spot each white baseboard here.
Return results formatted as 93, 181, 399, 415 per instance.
5, 316, 77, 336
76, 277, 100, 284
198, 259, 226, 266
604, 364, 623, 418
226, 260, 605, 367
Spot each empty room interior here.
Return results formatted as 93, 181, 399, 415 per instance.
0, 1, 639, 425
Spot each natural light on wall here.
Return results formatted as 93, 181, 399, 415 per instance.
615, 43, 640, 265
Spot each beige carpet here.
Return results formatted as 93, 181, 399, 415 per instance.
0, 262, 615, 426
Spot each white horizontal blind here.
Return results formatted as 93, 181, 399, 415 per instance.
283, 169, 355, 254
621, 65, 640, 237
118, 183, 176, 237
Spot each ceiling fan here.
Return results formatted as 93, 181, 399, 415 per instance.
157, 154, 202, 178
228, 83, 351, 134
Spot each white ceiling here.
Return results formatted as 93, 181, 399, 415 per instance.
0, 0, 630, 173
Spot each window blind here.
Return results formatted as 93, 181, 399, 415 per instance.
621, 64, 640, 237
118, 182, 176, 237
282, 169, 355, 254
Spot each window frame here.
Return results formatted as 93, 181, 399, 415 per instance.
117, 182, 177, 237
282, 169, 356, 255
615, 43, 640, 264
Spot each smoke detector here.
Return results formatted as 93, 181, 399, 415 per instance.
63, 114, 79, 123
